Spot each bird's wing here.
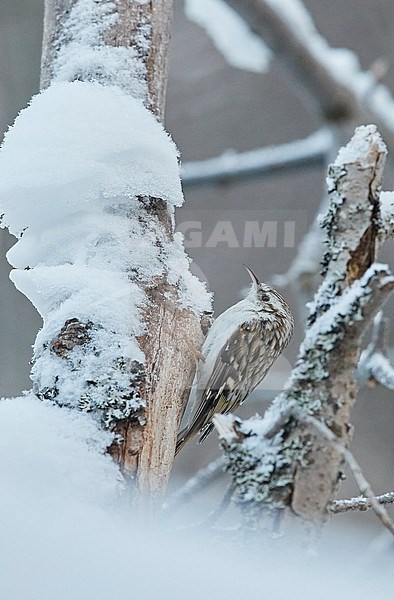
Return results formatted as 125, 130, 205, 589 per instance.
187, 322, 262, 437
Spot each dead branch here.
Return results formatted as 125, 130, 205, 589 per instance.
214, 410, 394, 535
215, 125, 394, 532
181, 128, 332, 188
291, 408, 394, 536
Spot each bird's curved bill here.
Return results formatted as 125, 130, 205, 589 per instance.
244, 265, 259, 290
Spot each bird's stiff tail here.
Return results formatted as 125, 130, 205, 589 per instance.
175, 421, 214, 455
175, 426, 192, 456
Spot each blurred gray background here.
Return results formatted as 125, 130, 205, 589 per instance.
0, 0, 393, 531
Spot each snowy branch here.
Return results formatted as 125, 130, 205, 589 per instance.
181, 128, 332, 188
184, 0, 271, 74
214, 409, 394, 535
224, 0, 394, 312
224, 0, 394, 147
214, 125, 394, 532
41, 0, 173, 120
330, 491, 394, 515
357, 312, 394, 390
291, 409, 394, 536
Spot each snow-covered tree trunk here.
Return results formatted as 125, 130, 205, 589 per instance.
0, 0, 210, 508
40, 0, 172, 121
215, 125, 394, 533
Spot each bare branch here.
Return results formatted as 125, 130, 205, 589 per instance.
276, 127, 394, 524
215, 403, 394, 535
224, 0, 394, 150
181, 128, 332, 188
163, 456, 226, 513
357, 312, 394, 390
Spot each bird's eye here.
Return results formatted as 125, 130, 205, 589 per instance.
261, 294, 270, 302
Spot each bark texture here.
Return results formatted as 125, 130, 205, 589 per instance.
41, 0, 172, 121
40, 0, 75, 90
40, 0, 205, 507
104, 0, 172, 120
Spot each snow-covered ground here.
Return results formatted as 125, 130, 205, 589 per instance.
0, 395, 392, 600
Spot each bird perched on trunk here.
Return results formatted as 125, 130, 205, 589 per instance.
176, 267, 294, 454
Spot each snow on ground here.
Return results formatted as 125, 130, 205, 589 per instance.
0, 394, 392, 600
0, 394, 123, 510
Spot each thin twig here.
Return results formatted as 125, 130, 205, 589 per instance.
201, 483, 236, 527
181, 128, 331, 188
166, 482, 236, 534
293, 407, 394, 536
330, 492, 394, 514
163, 456, 226, 513
357, 312, 394, 390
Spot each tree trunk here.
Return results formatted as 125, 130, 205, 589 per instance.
41, 0, 172, 122
37, 0, 207, 508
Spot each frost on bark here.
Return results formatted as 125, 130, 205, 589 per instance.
215, 125, 394, 531
41, 0, 172, 121
0, 0, 210, 507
